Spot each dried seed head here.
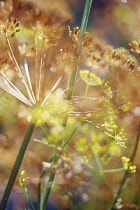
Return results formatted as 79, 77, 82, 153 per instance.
82, 34, 110, 70
0, 17, 20, 37
38, 25, 63, 46
68, 26, 80, 47
129, 40, 140, 58
82, 32, 93, 48
105, 48, 137, 71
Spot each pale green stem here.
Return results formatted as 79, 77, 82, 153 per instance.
93, 152, 102, 210
22, 188, 36, 210
94, 179, 101, 210
62, 124, 79, 148
85, 119, 115, 139
38, 169, 46, 210
78, 0, 93, 54
0, 119, 36, 210
67, 0, 93, 99
94, 152, 116, 200
87, 162, 116, 198
38, 124, 79, 209
40, 170, 56, 210
101, 168, 124, 173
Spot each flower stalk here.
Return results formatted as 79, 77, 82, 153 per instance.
39, 1, 93, 209
67, 0, 93, 99
0, 118, 36, 210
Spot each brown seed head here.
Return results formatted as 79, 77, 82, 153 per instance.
105, 48, 137, 71
129, 40, 140, 58
0, 17, 20, 37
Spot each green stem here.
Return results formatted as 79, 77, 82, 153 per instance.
78, 0, 92, 54
68, 0, 93, 99
62, 124, 79, 148
22, 188, 36, 210
85, 119, 114, 139
39, 1, 93, 209
38, 169, 46, 210
111, 123, 140, 209
101, 168, 124, 173
0, 119, 36, 210
40, 165, 57, 210
93, 152, 102, 210
38, 124, 79, 209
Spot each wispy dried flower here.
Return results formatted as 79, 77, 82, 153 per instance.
0, 17, 20, 37
129, 40, 140, 58
105, 48, 137, 71
0, 19, 70, 108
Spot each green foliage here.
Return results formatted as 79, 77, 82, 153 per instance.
79, 70, 103, 86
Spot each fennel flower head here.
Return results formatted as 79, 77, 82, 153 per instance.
0, 11, 138, 128
0, 16, 77, 123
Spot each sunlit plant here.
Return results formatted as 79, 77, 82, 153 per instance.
0, 0, 139, 210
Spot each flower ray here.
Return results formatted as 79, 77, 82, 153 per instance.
0, 72, 32, 106
23, 60, 36, 104
41, 75, 63, 106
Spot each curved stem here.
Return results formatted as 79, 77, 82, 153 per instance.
0, 119, 36, 210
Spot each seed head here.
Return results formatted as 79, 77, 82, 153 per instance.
0, 17, 20, 37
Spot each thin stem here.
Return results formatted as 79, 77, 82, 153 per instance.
78, 0, 92, 54
86, 161, 116, 198
62, 0, 93, 143
22, 188, 36, 210
62, 124, 79, 148
111, 123, 140, 209
40, 169, 56, 210
0, 119, 36, 210
38, 124, 79, 209
94, 179, 101, 210
67, 0, 93, 99
93, 152, 102, 210
39, 1, 93, 209
38, 169, 46, 210
85, 119, 114, 139
101, 168, 124, 173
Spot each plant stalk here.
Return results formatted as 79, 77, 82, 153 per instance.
0, 119, 36, 210
39, 124, 79, 210
40, 169, 56, 210
68, 0, 93, 99
39, 0, 93, 209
